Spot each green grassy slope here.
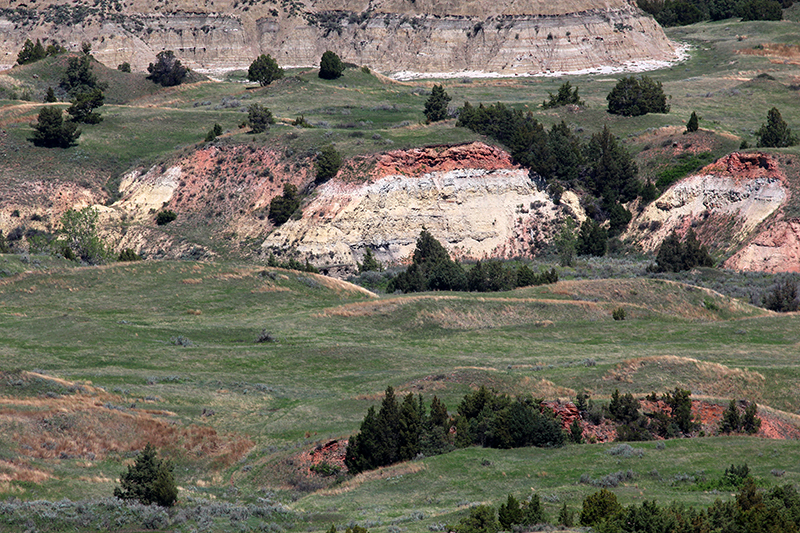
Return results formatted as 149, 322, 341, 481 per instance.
0, 260, 799, 531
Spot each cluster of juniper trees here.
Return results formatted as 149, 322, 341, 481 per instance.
344, 386, 565, 475
449, 468, 800, 533
386, 229, 558, 293
345, 385, 763, 476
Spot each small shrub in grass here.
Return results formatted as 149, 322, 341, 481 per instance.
310, 461, 340, 476
256, 330, 278, 343
453, 505, 500, 533
170, 335, 193, 347
156, 210, 177, 225
612, 307, 626, 320
557, 503, 574, 527
114, 443, 177, 507
118, 248, 141, 261
249, 103, 275, 133
580, 489, 622, 526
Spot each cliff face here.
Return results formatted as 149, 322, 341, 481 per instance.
624, 152, 800, 273
0, 0, 677, 76
261, 143, 584, 272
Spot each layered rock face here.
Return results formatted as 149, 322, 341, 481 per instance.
624, 152, 798, 272
0, 0, 677, 75
262, 143, 583, 272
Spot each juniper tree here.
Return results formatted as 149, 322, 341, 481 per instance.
721, 399, 741, 434
686, 111, 699, 132
147, 50, 188, 87
32, 107, 81, 148
319, 50, 344, 79
756, 107, 797, 148
543, 81, 583, 108
607, 76, 669, 116
268, 183, 301, 225
67, 88, 104, 124
314, 145, 342, 183
424, 84, 451, 123
114, 443, 178, 507
248, 54, 284, 86
248, 103, 275, 133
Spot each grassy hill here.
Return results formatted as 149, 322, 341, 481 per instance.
1, 14, 800, 533
1, 260, 799, 531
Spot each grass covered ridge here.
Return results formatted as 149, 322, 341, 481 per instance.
0, 260, 798, 532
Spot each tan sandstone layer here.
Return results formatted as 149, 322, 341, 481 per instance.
0, 0, 678, 76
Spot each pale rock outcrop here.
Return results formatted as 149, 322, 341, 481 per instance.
116, 166, 183, 222
0, 0, 678, 76
262, 142, 582, 272
625, 153, 787, 254
723, 220, 800, 273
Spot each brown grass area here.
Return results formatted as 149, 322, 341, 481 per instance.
181, 278, 204, 284
514, 377, 575, 399
0, 372, 253, 482
603, 355, 764, 399
251, 283, 292, 293
412, 306, 560, 329
321, 293, 600, 323
0, 459, 51, 483
738, 43, 800, 64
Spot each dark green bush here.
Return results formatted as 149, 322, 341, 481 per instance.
607, 76, 670, 117
113, 443, 178, 507
248, 53, 284, 86
314, 145, 342, 183
31, 107, 80, 148
147, 50, 187, 87
156, 210, 177, 225
686, 111, 699, 132
67, 88, 104, 124
118, 248, 141, 261
542, 81, 584, 108
319, 50, 344, 80
756, 107, 797, 148
424, 84, 451, 123
650, 229, 713, 272
248, 103, 275, 134
269, 183, 301, 225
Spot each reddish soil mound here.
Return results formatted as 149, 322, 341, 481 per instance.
374, 142, 517, 178
297, 439, 349, 476
699, 152, 784, 183
547, 398, 800, 444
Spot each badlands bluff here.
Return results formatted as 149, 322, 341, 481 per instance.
0, 0, 677, 76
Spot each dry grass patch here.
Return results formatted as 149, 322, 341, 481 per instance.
181, 278, 203, 284
252, 283, 292, 293
514, 377, 575, 399
738, 43, 800, 63
604, 355, 765, 399
319, 295, 458, 318
0, 458, 51, 484
0, 372, 252, 469
318, 462, 425, 496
